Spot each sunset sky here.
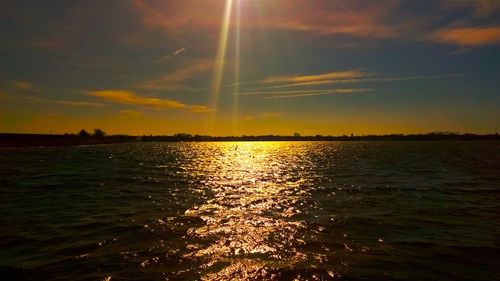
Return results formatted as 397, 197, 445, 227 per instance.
1, 0, 499, 135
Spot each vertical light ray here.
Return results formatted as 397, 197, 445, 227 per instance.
209, 0, 233, 134
232, 0, 241, 135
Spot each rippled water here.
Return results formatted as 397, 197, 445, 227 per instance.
0, 141, 499, 280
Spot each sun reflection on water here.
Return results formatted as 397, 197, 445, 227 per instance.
179, 142, 330, 279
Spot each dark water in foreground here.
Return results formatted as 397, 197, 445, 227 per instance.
0, 141, 499, 281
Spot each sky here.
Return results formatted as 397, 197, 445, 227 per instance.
1, 0, 499, 136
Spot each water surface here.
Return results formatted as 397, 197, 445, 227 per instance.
0, 141, 499, 280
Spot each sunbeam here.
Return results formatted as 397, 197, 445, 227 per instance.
209, 0, 233, 133
233, 0, 242, 135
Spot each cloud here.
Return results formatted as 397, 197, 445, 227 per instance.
239, 89, 373, 96
431, 26, 500, 46
253, 89, 372, 99
153, 47, 187, 63
13, 81, 35, 90
441, 0, 500, 16
88, 90, 211, 113
134, 0, 400, 39
23, 96, 104, 107
173, 47, 187, 56
260, 3, 399, 38
243, 73, 464, 91
237, 72, 461, 99
242, 70, 371, 90
239, 89, 340, 96
259, 17, 396, 38
260, 70, 368, 84
51, 100, 105, 107
135, 60, 212, 90
132, 0, 224, 45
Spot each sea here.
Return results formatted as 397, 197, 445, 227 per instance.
0, 141, 499, 280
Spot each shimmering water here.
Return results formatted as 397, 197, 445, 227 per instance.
0, 141, 499, 281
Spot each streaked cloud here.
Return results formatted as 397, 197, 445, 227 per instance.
262, 89, 372, 99
245, 73, 464, 91
228, 72, 463, 103
260, 71, 368, 84
431, 26, 500, 46
173, 47, 187, 56
252, 70, 370, 90
258, 0, 402, 38
248, 79, 366, 90
24, 96, 105, 107
153, 47, 187, 63
135, 60, 212, 91
442, 0, 500, 16
239, 89, 339, 96
134, 0, 400, 39
88, 90, 211, 113
261, 14, 397, 38
52, 100, 105, 107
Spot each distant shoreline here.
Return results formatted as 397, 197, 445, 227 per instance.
1, 133, 499, 148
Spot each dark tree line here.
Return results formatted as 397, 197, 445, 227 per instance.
78, 129, 106, 138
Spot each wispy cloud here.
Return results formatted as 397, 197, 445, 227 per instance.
134, 0, 400, 39
254, 79, 368, 90
261, 89, 372, 99
88, 90, 211, 113
430, 26, 500, 46
261, 2, 400, 38
246, 73, 464, 91
239, 89, 338, 96
378, 74, 465, 81
260, 70, 368, 84
24, 96, 104, 107
153, 47, 187, 63
135, 60, 212, 91
173, 47, 187, 56
441, 0, 500, 16
52, 100, 105, 107
250, 70, 370, 90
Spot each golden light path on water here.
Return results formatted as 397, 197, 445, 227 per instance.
178, 142, 340, 280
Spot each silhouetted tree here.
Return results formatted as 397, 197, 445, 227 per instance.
174, 133, 193, 139
93, 128, 106, 138
78, 129, 90, 137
